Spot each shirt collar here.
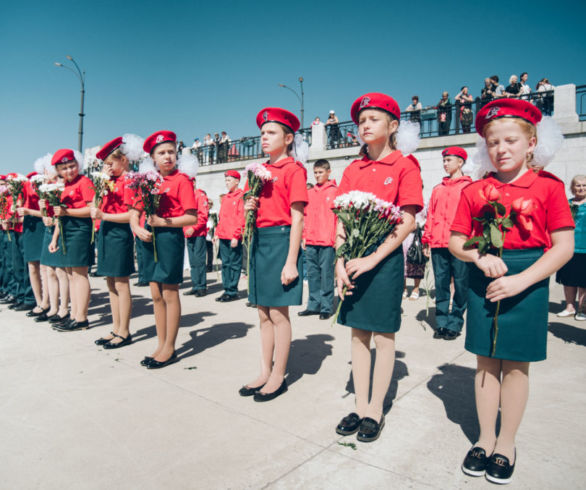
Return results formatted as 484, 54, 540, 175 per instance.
266, 156, 295, 168
487, 169, 538, 189
162, 169, 178, 180
359, 150, 402, 168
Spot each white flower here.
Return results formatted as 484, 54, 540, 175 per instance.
7, 173, 27, 182
30, 175, 46, 184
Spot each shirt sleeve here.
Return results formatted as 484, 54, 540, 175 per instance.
450, 193, 472, 236
422, 189, 436, 245
178, 177, 197, 212
80, 177, 95, 203
546, 180, 575, 232
397, 159, 424, 211
288, 166, 308, 206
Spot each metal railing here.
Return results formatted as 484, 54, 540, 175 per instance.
577, 85, 586, 121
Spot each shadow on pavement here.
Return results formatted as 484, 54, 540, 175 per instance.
548, 322, 586, 347
132, 311, 217, 344
427, 363, 478, 444
343, 350, 409, 415
177, 321, 254, 360
416, 306, 436, 331
286, 334, 335, 386
89, 296, 153, 327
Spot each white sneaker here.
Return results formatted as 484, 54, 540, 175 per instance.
409, 291, 420, 300
557, 309, 576, 317
575, 313, 586, 321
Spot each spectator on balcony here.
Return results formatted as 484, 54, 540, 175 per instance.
192, 137, 203, 162
505, 74, 521, 97
203, 133, 214, 164
520, 72, 531, 99
480, 78, 496, 106
405, 96, 422, 123
311, 116, 323, 127
325, 110, 341, 149
536, 78, 555, 116
177, 140, 185, 154
436, 91, 452, 136
218, 131, 230, 163
490, 75, 505, 97
213, 133, 220, 162
455, 86, 474, 133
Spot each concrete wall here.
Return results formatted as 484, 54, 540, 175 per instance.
162, 84, 586, 207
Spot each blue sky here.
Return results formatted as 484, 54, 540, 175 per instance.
1, 0, 585, 173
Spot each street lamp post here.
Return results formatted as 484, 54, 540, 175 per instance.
55, 55, 86, 152
278, 76, 304, 129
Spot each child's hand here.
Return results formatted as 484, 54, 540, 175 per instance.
474, 254, 508, 278
230, 238, 238, 248
281, 263, 298, 286
42, 217, 53, 227
90, 207, 103, 220
244, 197, 258, 212
48, 240, 58, 253
16, 207, 27, 217
486, 274, 528, 302
345, 255, 377, 280
184, 227, 194, 237
336, 258, 354, 297
53, 206, 65, 217
135, 227, 152, 243
301, 238, 306, 250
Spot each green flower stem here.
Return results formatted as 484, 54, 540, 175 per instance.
331, 285, 347, 327
152, 227, 158, 263
59, 218, 66, 255
490, 229, 507, 357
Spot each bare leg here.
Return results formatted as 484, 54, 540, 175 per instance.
577, 287, 586, 314
494, 361, 530, 462
474, 356, 501, 453
412, 278, 421, 295
260, 306, 291, 393
154, 284, 180, 361
56, 267, 69, 317
562, 285, 577, 313
39, 264, 50, 310
245, 305, 274, 388
351, 328, 373, 418
149, 282, 166, 359
28, 262, 43, 309
115, 277, 132, 338
366, 332, 396, 421
71, 266, 90, 322
46, 266, 59, 315
107, 276, 120, 334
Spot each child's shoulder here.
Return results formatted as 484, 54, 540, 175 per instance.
536, 169, 564, 185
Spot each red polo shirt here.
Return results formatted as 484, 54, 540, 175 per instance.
245, 157, 308, 228
61, 175, 94, 209
451, 170, 574, 249
24, 181, 40, 211
337, 151, 424, 211
184, 188, 208, 237
216, 188, 245, 240
303, 179, 338, 247
5, 195, 23, 232
422, 175, 472, 248
101, 173, 134, 214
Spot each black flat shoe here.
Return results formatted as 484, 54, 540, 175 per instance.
34, 312, 52, 322
26, 307, 49, 317
140, 356, 154, 367
319, 312, 332, 320
103, 333, 133, 349
134, 281, 149, 287
335, 412, 363, 436
433, 327, 446, 339
54, 319, 90, 332
49, 313, 70, 324
147, 352, 178, 369
183, 289, 197, 296
9, 302, 23, 310
95, 331, 116, 345
239, 383, 266, 397
298, 309, 320, 317
195, 290, 207, 297
443, 329, 461, 341
254, 379, 288, 402
462, 446, 489, 477
0, 295, 16, 305
485, 451, 515, 485
356, 415, 385, 442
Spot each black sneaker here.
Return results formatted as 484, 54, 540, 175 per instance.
433, 327, 446, 339
485, 452, 515, 485
461, 446, 488, 477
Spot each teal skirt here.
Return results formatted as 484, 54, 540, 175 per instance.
40, 225, 62, 268
466, 249, 548, 362
23, 216, 44, 263
248, 225, 303, 307
97, 221, 135, 277
338, 247, 403, 333
140, 226, 184, 284
54, 216, 92, 267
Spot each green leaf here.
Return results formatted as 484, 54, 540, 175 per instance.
490, 223, 503, 248
463, 237, 482, 249
494, 202, 506, 216
502, 217, 514, 230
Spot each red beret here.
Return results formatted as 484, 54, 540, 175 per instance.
26, 171, 38, 179
351, 92, 401, 124
256, 107, 300, 133
442, 146, 467, 161
6, 173, 17, 178
225, 170, 241, 180
0, 175, 6, 180
51, 149, 76, 166
475, 99, 542, 137
97, 137, 124, 161
143, 130, 177, 154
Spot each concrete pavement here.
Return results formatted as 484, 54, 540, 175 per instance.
1, 271, 585, 489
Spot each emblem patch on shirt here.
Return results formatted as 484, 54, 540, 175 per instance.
486, 107, 500, 119
156, 134, 164, 143
384, 177, 393, 186
359, 96, 371, 109
164, 187, 170, 193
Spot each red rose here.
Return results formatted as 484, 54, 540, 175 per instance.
479, 183, 501, 202
511, 198, 535, 232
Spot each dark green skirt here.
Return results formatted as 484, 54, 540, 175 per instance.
465, 249, 548, 362
248, 225, 303, 307
40, 225, 63, 268
338, 247, 403, 333
140, 226, 184, 284
54, 217, 92, 267
23, 216, 44, 262
97, 221, 135, 277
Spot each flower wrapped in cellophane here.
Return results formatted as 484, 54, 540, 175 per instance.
332, 191, 403, 325
39, 182, 66, 254
89, 171, 114, 243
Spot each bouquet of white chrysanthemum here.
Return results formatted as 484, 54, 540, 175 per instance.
6, 174, 27, 226
243, 162, 272, 286
89, 171, 114, 243
331, 191, 403, 325
30, 174, 47, 215
39, 182, 66, 254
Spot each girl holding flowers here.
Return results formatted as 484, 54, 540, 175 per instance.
48, 149, 95, 331
128, 130, 197, 369
239, 107, 307, 402
91, 136, 142, 349
334, 93, 423, 442
449, 99, 574, 484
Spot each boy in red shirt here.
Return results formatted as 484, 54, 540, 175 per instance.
422, 146, 472, 340
215, 170, 245, 301
299, 159, 337, 319
184, 180, 209, 296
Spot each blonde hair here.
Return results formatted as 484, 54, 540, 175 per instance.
358, 110, 398, 158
